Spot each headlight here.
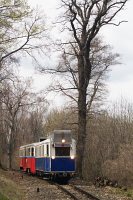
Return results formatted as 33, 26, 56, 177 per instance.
62, 139, 65, 143
71, 155, 74, 159
52, 156, 55, 159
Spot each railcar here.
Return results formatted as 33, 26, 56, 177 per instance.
19, 142, 38, 174
19, 130, 76, 180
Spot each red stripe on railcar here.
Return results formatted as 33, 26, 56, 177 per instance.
26, 157, 36, 174
20, 157, 27, 171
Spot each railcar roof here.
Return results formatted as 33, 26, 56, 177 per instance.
47, 130, 72, 138
20, 142, 39, 149
19, 130, 73, 149
20, 139, 50, 149
48, 130, 71, 135
36, 138, 50, 145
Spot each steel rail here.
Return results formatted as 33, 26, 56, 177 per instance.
55, 183, 80, 200
54, 183, 101, 200
72, 185, 101, 200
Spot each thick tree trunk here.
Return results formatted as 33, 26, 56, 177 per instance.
77, 87, 87, 177
76, 54, 88, 177
8, 149, 12, 169
76, 50, 92, 177
8, 135, 13, 169
8, 126, 15, 170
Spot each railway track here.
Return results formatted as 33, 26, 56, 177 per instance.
19, 170, 101, 200
55, 183, 101, 200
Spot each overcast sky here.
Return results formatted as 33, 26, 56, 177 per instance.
20, 0, 133, 106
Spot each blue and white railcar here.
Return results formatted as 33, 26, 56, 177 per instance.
35, 130, 76, 178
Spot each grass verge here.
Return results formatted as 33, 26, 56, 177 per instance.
0, 193, 9, 200
111, 187, 133, 198
0, 170, 24, 200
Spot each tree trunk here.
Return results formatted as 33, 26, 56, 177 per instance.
77, 87, 87, 177
8, 134, 13, 169
8, 125, 15, 170
76, 54, 88, 177
8, 148, 12, 169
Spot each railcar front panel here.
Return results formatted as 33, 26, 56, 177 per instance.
51, 157, 75, 172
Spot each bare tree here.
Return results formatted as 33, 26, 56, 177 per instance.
0, 77, 48, 169
47, 37, 119, 115
0, 0, 48, 67
0, 0, 49, 169
27, 95, 49, 142
41, 0, 128, 177
0, 78, 31, 168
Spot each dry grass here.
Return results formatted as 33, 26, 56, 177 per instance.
104, 186, 133, 199
0, 170, 24, 200
0, 192, 9, 200
114, 188, 133, 198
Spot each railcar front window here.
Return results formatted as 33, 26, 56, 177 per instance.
55, 147, 70, 156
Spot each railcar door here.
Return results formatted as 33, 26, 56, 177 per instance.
44, 144, 51, 172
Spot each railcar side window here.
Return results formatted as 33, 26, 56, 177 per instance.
19, 150, 22, 156
55, 147, 70, 156
31, 147, 34, 156
46, 144, 49, 156
24, 148, 26, 156
28, 148, 30, 156
35, 147, 37, 157
26, 148, 29, 156
39, 146, 41, 157
42, 145, 44, 156
21, 149, 24, 156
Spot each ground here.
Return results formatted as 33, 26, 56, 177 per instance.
70, 178, 133, 200
0, 169, 132, 200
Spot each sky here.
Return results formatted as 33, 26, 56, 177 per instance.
20, 0, 133, 107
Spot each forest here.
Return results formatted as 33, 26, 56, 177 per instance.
0, 0, 132, 187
